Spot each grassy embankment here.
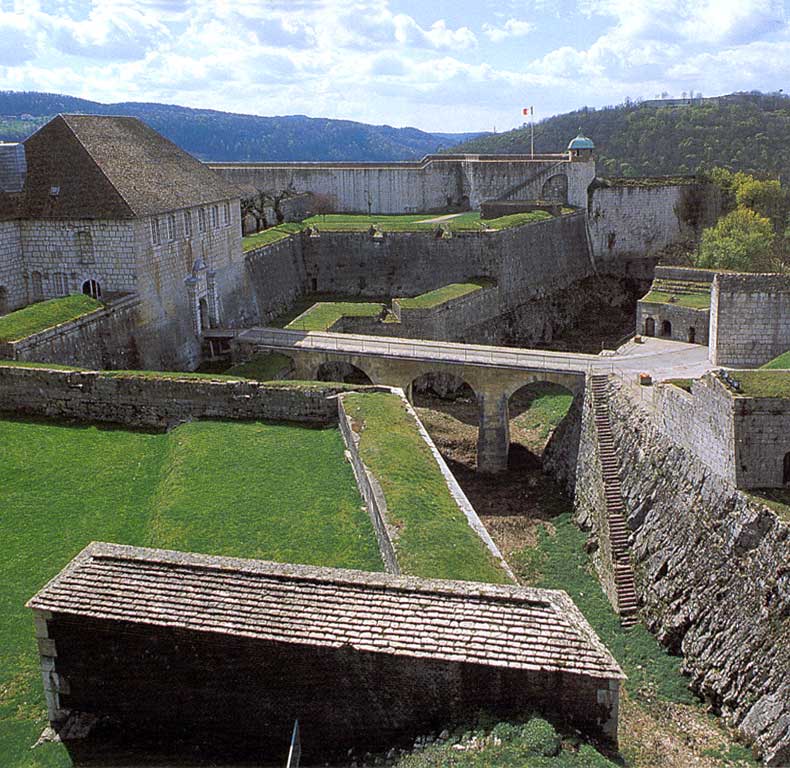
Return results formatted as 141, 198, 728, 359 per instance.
640, 290, 710, 309
761, 349, 790, 369
242, 210, 556, 252
285, 302, 385, 331
396, 279, 494, 310
0, 417, 381, 768
343, 391, 509, 584
721, 370, 790, 397
0, 295, 103, 342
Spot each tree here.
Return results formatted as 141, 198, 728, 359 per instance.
694, 207, 775, 271
735, 178, 786, 228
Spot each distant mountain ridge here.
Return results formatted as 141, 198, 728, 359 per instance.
448, 91, 790, 180
0, 91, 487, 162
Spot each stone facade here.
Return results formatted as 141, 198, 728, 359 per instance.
210, 153, 595, 213
29, 543, 623, 763
637, 301, 710, 344
709, 273, 790, 367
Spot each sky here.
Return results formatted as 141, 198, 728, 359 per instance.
0, 0, 788, 133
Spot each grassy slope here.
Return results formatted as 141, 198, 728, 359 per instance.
224, 352, 293, 379
723, 370, 790, 397
343, 392, 509, 584
0, 295, 103, 342
241, 222, 303, 252
0, 417, 380, 768
285, 301, 384, 331
641, 291, 710, 309
397, 280, 492, 309
761, 350, 790, 369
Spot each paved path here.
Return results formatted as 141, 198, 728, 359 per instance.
414, 213, 465, 223
235, 328, 715, 381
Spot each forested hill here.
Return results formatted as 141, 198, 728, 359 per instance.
449, 92, 790, 179
0, 91, 485, 162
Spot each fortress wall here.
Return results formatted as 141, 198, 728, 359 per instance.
546, 378, 790, 765
636, 302, 709, 344
245, 235, 307, 324
710, 273, 790, 367
0, 364, 351, 428
0, 220, 25, 312
210, 156, 586, 213
589, 183, 719, 268
0, 294, 142, 370
734, 395, 790, 488
303, 213, 591, 302
652, 377, 736, 483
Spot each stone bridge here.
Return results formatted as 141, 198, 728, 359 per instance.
232, 329, 716, 473
232, 329, 601, 472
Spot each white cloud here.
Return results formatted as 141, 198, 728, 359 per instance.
482, 18, 534, 43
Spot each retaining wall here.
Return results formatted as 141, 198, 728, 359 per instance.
0, 365, 351, 428
0, 294, 142, 369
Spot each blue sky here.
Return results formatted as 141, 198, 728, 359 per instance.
0, 0, 788, 132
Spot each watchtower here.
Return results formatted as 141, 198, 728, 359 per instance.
568, 132, 595, 162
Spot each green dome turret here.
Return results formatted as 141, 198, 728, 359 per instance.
568, 132, 594, 150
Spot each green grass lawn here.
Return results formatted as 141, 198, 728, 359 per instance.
640, 291, 710, 309
0, 417, 381, 767
342, 392, 509, 584
241, 210, 557, 251
397, 279, 494, 310
285, 301, 385, 331
722, 370, 790, 398
510, 382, 574, 442
224, 352, 293, 379
241, 222, 303, 251
761, 350, 790, 369
0, 295, 103, 343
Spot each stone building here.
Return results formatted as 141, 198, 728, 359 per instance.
29, 542, 624, 764
0, 114, 246, 369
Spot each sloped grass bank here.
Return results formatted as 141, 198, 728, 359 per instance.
285, 301, 384, 331
640, 290, 710, 309
0, 417, 380, 768
342, 391, 509, 584
0, 295, 103, 343
396, 279, 493, 310
761, 349, 790, 369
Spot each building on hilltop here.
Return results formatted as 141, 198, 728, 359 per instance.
0, 114, 248, 369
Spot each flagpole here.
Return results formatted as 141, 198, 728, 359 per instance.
531, 117, 534, 158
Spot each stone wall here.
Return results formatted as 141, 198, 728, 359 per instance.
589, 181, 719, 268
709, 273, 790, 367
0, 219, 25, 312
0, 365, 351, 428
547, 377, 790, 765
245, 235, 307, 324
652, 376, 736, 483
0, 294, 142, 369
209, 155, 594, 212
732, 391, 790, 488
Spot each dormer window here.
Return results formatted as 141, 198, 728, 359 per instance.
49, 185, 60, 197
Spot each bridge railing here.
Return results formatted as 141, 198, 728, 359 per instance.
237, 328, 618, 374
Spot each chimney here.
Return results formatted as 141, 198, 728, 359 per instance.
0, 142, 27, 193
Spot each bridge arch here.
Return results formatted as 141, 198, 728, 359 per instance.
315, 360, 373, 385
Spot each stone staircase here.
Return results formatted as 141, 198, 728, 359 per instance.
591, 375, 639, 628
498, 161, 566, 201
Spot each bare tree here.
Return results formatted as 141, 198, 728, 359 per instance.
240, 185, 299, 233
311, 192, 335, 221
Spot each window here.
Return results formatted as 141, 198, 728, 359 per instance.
31, 271, 43, 301
223, 202, 231, 226
198, 208, 206, 234
53, 272, 68, 296
184, 210, 192, 238
167, 213, 176, 241
76, 230, 94, 263
210, 205, 218, 228
151, 217, 161, 245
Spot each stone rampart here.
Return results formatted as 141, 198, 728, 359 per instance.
244, 235, 307, 324
0, 294, 142, 369
589, 182, 719, 270
0, 219, 25, 312
0, 365, 352, 428
732, 391, 790, 488
547, 376, 790, 765
210, 154, 593, 212
709, 273, 790, 367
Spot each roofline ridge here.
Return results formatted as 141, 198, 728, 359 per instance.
59, 115, 136, 218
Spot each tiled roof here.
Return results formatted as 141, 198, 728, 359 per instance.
28, 542, 624, 680
18, 115, 242, 219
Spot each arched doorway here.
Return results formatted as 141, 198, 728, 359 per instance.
199, 298, 210, 331
82, 279, 101, 300
644, 317, 655, 337
784, 452, 790, 485
688, 326, 696, 343
661, 320, 672, 338
315, 361, 372, 385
